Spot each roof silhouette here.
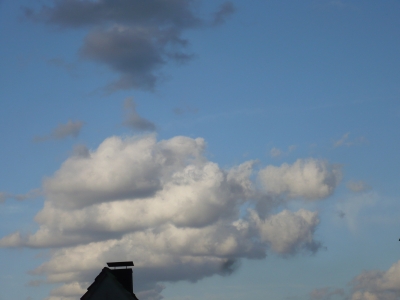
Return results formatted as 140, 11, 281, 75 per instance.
81, 267, 139, 300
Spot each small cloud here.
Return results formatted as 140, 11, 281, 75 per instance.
33, 120, 84, 142
309, 287, 345, 300
334, 132, 367, 147
48, 58, 76, 72
336, 210, 345, 219
122, 97, 156, 131
346, 180, 371, 193
0, 189, 42, 204
269, 145, 297, 158
212, 2, 236, 26
333, 132, 350, 147
270, 147, 283, 158
173, 105, 198, 115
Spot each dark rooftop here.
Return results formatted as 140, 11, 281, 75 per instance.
107, 261, 134, 268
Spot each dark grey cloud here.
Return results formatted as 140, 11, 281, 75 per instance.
24, 0, 201, 28
220, 258, 241, 276
212, 2, 235, 26
24, 0, 235, 91
33, 120, 84, 142
81, 26, 192, 91
123, 98, 156, 131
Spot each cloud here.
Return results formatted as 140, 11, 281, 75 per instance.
335, 192, 377, 232
173, 105, 198, 115
136, 284, 165, 300
258, 158, 342, 200
123, 98, 156, 131
24, 0, 234, 91
309, 260, 400, 300
270, 147, 283, 158
250, 209, 321, 255
71, 144, 90, 158
0, 135, 340, 300
48, 58, 76, 73
80, 25, 192, 91
0, 189, 42, 203
310, 287, 345, 300
350, 260, 400, 300
334, 133, 367, 147
212, 2, 235, 26
24, 0, 201, 28
346, 180, 371, 193
33, 120, 84, 142
269, 145, 296, 158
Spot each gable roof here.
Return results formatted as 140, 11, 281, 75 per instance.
81, 267, 139, 300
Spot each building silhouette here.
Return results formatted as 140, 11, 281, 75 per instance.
81, 261, 139, 300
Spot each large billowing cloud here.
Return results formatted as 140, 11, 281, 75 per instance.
0, 134, 341, 300
24, 0, 235, 91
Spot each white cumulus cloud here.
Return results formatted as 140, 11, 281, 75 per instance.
250, 209, 321, 255
0, 135, 340, 300
351, 260, 400, 300
258, 158, 342, 200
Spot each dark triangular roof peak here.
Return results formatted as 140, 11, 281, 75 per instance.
81, 267, 138, 300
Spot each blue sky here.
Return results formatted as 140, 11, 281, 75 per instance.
1, 1, 400, 300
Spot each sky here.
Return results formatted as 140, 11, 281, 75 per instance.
1, 1, 400, 300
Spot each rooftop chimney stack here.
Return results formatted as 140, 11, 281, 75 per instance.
107, 261, 134, 293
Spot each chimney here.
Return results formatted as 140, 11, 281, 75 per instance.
107, 261, 134, 293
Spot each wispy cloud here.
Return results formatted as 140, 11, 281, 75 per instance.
212, 2, 235, 26
0, 189, 42, 203
346, 180, 371, 193
122, 98, 156, 131
33, 120, 84, 142
333, 132, 367, 148
173, 105, 198, 115
336, 192, 377, 232
309, 287, 345, 300
47, 57, 77, 76
270, 145, 297, 158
